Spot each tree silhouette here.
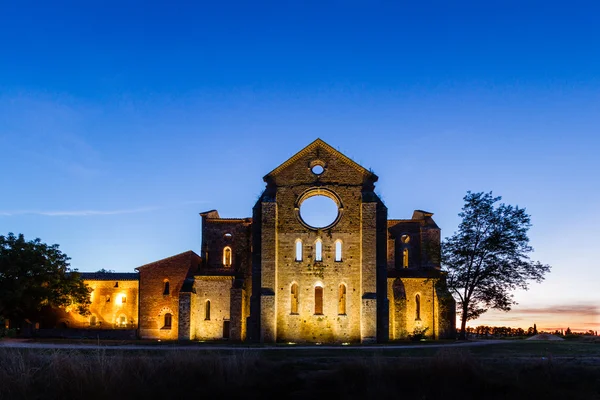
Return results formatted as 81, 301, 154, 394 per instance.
0, 233, 91, 327
443, 192, 551, 339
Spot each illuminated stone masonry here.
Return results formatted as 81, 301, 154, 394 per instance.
65, 139, 455, 342
59, 272, 139, 330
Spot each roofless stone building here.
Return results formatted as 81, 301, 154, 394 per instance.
61, 139, 455, 342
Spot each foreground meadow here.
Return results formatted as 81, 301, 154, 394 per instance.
0, 340, 599, 400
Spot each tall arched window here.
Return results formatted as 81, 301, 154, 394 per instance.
291, 283, 299, 314
335, 240, 342, 262
415, 294, 421, 321
90, 315, 97, 326
205, 300, 211, 320
403, 248, 409, 268
295, 239, 303, 262
338, 284, 346, 315
223, 246, 232, 267
314, 286, 323, 315
315, 239, 322, 262
164, 313, 172, 329
163, 280, 170, 295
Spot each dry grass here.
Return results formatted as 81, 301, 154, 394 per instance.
0, 347, 598, 400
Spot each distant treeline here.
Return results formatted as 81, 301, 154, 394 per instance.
463, 325, 598, 338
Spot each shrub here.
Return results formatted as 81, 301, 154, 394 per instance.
409, 326, 429, 341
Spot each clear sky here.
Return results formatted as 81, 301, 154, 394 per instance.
1, 1, 599, 332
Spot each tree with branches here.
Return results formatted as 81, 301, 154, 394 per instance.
442, 192, 551, 340
0, 233, 91, 328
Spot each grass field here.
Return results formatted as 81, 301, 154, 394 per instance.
1, 340, 599, 400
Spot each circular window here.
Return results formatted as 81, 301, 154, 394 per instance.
311, 165, 324, 175
401, 234, 410, 243
299, 195, 339, 229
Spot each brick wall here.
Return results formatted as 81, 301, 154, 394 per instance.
137, 251, 200, 340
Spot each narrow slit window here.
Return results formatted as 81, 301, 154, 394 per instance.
314, 286, 323, 315
295, 240, 303, 262
415, 294, 421, 320
403, 248, 409, 268
338, 284, 346, 315
223, 246, 232, 267
205, 300, 211, 320
164, 313, 172, 329
163, 281, 170, 295
291, 283, 299, 314
315, 239, 322, 262
335, 240, 342, 262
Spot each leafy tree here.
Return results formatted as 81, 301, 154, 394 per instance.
0, 233, 91, 326
442, 192, 551, 340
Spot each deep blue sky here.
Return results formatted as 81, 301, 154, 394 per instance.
1, 1, 599, 331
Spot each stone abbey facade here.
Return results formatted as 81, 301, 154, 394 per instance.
63, 139, 455, 342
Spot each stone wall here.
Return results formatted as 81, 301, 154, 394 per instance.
54, 139, 457, 344
388, 276, 451, 340
254, 140, 383, 343
191, 276, 233, 340
199, 213, 252, 277
61, 278, 139, 329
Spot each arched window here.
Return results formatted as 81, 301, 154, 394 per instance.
314, 286, 323, 315
291, 283, 299, 314
415, 294, 421, 321
295, 239, 303, 262
163, 280, 170, 295
90, 315, 97, 326
335, 240, 342, 262
315, 239, 322, 262
338, 284, 346, 315
119, 315, 127, 327
223, 246, 232, 267
205, 300, 211, 320
164, 313, 172, 329
403, 248, 409, 268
